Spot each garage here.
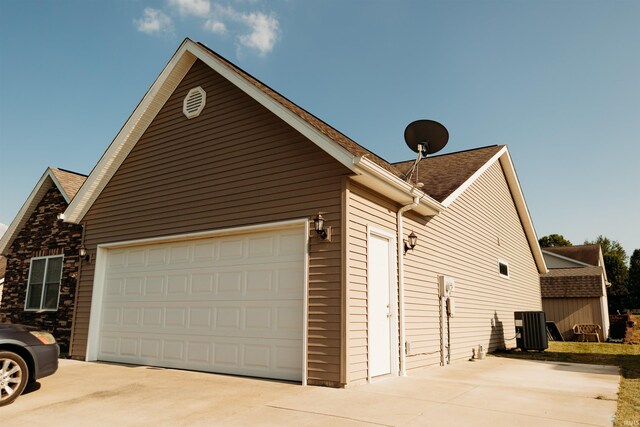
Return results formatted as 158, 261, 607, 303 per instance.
90, 225, 306, 382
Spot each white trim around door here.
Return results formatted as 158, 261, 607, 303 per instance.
366, 226, 398, 382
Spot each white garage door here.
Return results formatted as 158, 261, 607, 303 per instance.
96, 227, 305, 381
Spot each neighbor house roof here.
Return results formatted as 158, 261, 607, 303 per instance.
0, 255, 6, 280
542, 244, 601, 267
0, 167, 87, 255
61, 38, 546, 273
540, 266, 605, 298
50, 167, 87, 200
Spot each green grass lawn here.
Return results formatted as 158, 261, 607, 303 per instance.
497, 341, 639, 426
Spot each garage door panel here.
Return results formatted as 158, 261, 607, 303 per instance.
104, 268, 302, 302
97, 227, 304, 381
100, 301, 302, 339
98, 332, 302, 381
107, 240, 302, 273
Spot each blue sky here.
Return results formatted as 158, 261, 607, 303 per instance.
1, 0, 639, 256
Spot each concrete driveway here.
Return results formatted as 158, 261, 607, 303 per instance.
4, 357, 618, 426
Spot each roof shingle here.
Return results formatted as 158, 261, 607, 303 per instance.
392, 145, 504, 202
540, 266, 604, 298
198, 43, 505, 200
50, 168, 87, 200
542, 244, 601, 266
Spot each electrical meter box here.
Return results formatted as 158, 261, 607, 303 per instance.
438, 275, 455, 298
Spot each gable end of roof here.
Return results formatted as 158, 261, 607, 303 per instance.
0, 167, 85, 255
63, 38, 444, 223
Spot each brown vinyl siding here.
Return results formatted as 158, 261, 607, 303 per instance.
345, 160, 542, 381
542, 297, 606, 341
345, 182, 398, 384
407, 161, 541, 365
70, 59, 349, 385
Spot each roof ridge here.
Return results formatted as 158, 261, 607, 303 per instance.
50, 167, 88, 177
392, 144, 501, 165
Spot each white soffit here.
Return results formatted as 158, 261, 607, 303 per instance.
499, 151, 548, 274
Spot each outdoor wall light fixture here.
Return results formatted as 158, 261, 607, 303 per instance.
313, 213, 331, 242
404, 231, 418, 254
79, 245, 92, 262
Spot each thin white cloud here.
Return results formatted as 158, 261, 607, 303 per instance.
136, 2, 280, 56
0, 223, 7, 239
213, 5, 280, 56
237, 12, 279, 56
168, 0, 210, 17
135, 8, 173, 34
203, 19, 226, 34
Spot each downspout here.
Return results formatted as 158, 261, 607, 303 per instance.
397, 196, 419, 377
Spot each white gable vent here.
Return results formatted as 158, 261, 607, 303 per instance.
183, 86, 206, 119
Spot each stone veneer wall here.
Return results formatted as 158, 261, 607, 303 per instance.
0, 186, 83, 354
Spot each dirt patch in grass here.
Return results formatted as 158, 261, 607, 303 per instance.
495, 341, 639, 426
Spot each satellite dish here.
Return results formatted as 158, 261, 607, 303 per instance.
404, 120, 449, 157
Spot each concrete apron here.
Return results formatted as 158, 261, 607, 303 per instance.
4, 357, 619, 426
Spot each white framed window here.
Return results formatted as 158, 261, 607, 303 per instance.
24, 255, 63, 311
498, 259, 510, 278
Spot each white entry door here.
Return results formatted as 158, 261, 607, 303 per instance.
368, 232, 394, 377
95, 227, 304, 381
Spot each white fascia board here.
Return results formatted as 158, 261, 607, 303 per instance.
597, 249, 608, 282
441, 146, 507, 207
542, 250, 593, 268
63, 39, 359, 224
63, 41, 197, 224
352, 157, 442, 216
499, 150, 548, 274
188, 41, 358, 171
0, 169, 56, 254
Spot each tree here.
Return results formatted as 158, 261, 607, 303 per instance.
538, 234, 573, 248
585, 235, 629, 312
628, 249, 640, 309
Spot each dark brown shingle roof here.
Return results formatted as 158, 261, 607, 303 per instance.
50, 168, 87, 200
392, 145, 504, 202
543, 244, 601, 267
540, 266, 604, 298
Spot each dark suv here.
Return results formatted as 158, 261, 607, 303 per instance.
0, 323, 59, 406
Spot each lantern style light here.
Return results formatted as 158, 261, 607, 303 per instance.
404, 231, 418, 254
313, 213, 331, 241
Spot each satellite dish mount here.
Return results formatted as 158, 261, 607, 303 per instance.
403, 119, 449, 184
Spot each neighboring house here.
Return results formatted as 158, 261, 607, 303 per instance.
0, 167, 87, 353
61, 39, 546, 387
541, 244, 610, 341
0, 256, 6, 307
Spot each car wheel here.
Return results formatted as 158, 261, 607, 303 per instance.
0, 351, 29, 407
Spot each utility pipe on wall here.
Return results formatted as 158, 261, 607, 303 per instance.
397, 196, 419, 376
